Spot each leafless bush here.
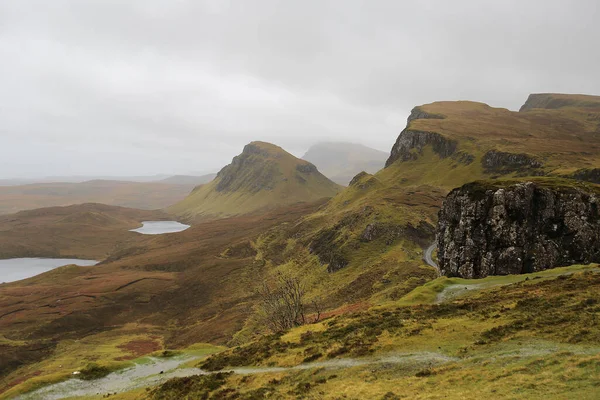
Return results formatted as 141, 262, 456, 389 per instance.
257, 272, 321, 333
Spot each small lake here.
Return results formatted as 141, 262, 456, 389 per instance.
0, 258, 99, 284
130, 221, 190, 235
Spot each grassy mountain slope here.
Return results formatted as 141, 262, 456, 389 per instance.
3, 93, 600, 398
402, 98, 600, 175
170, 142, 342, 220
288, 93, 600, 267
215, 93, 600, 343
302, 142, 388, 185
0, 180, 197, 215
0, 202, 325, 396
149, 265, 600, 400
519, 92, 600, 111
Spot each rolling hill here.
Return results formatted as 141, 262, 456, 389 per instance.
0, 203, 168, 260
302, 142, 388, 185
169, 141, 342, 221
2, 93, 600, 399
157, 174, 216, 185
0, 180, 197, 215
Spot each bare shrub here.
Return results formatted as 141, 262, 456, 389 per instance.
257, 272, 320, 333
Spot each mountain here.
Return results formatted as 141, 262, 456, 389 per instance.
3, 94, 600, 399
302, 142, 388, 185
385, 94, 600, 181
158, 174, 216, 185
519, 92, 600, 112
0, 180, 196, 215
169, 141, 342, 220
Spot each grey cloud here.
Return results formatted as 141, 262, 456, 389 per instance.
1, 0, 599, 178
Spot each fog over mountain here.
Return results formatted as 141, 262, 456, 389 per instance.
1, 0, 599, 178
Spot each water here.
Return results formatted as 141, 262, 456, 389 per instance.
0, 258, 98, 284
129, 221, 190, 235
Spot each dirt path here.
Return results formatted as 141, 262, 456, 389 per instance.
424, 242, 439, 275
15, 352, 456, 399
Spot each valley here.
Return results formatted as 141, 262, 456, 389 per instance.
0, 180, 208, 216
1, 93, 600, 399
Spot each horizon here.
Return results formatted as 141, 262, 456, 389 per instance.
0, 139, 392, 180
2, 1, 599, 179
1, 93, 590, 180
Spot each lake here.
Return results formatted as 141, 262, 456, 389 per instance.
0, 258, 99, 284
129, 221, 190, 235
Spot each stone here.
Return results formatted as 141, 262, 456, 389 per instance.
437, 180, 600, 278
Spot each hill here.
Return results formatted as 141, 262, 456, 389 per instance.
0, 203, 168, 260
302, 142, 388, 185
157, 174, 216, 185
0, 180, 197, 215
3, 94, 600, 398
519, 92, 600, 111
169, 141, 342, 220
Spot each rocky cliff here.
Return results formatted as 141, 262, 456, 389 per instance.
385, 107, 456, 168
437, 179, 600, 278
481, 150, 543, 175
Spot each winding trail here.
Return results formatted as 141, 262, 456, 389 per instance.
16, 352, 456, 400
423, 242, 439, 275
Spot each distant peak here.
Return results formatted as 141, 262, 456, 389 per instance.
519, 93, 600, 112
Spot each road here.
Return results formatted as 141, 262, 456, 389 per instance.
424, 242, 439, 275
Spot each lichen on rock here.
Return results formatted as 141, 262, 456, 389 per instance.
437, 179, 600, 278
481, 150, 543, 175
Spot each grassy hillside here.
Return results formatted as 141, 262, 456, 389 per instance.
170, 142, 342, 220
403, 96, 600, 175
3, 94, 600, 398
147, 265, 600, 400
261, 93, 600, 290
519, 92, 600, 111
0, 202, 326, 396
0, 203, 168, 260
302, 142, 388, 185
0, 180, 196, 215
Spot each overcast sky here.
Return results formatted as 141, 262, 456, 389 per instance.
1, 0, 599, 179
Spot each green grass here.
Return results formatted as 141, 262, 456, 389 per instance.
150, 268, 600, 399
397, 263, 600, 306
169, 141, 342, 220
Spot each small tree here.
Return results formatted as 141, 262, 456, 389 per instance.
257, 272, 320, 333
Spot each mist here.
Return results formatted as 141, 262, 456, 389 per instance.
1, 0, 599, 178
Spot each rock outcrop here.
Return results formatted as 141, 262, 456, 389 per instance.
406, 106, 445, 124
569, 168, 600, 185
385, 130, 457, 167
481, 150, 543, 175
437, 180, 600, 278
385, 107, 454, 168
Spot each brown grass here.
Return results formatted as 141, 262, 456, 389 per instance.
0, 180, 196, 215
412, 100, 600, 170
0, 203, 168, 259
